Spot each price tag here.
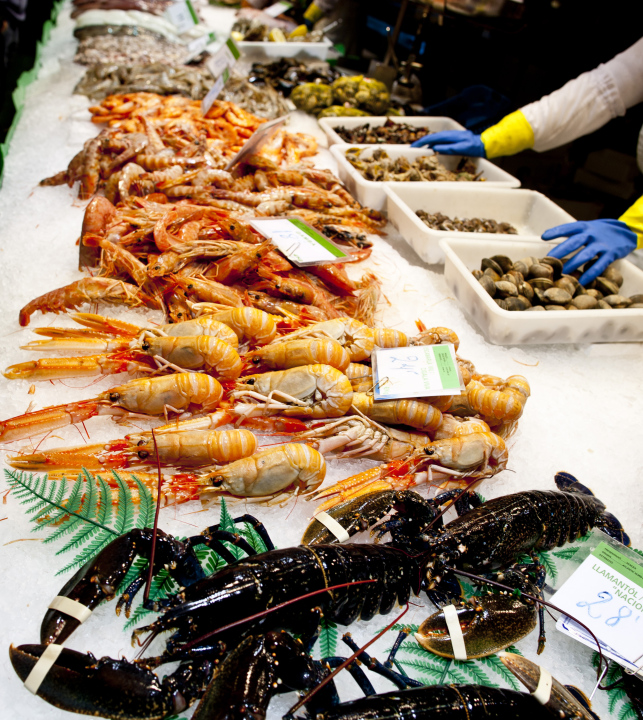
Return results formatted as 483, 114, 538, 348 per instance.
207, 37, 240, 79
551, 539, 643, 673
372, 345, 463, 401
200, 68, 230, 116
249, 217, 347, 266
224, 115, 288, 170
186, 31, 216, 59
264, 1, 293, 17
165, 0, 198, 33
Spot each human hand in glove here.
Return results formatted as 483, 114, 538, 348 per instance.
542, 219, 638, 286
410, 130, 486, 156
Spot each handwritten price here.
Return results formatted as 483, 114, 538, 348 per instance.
577, 592, 640, 627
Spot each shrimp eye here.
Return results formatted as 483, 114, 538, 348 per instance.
246, 378, 255, 385
142, 341, 150, 351
138, 450, 150, 460
109, 392, 121, 401
210, 476, 224, 487
424, 448, 435, 456
252, 357, 261, 364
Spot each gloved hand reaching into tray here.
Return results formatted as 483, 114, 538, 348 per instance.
543, 197, 643, 285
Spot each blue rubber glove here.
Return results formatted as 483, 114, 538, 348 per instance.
542, 219, 638, 286
410, 130, 486, 157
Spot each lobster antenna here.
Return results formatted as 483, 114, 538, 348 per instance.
143, 427, 164, 605
445, 566, 605, 681
181, 579, 378, 652
285, 603, 410, 719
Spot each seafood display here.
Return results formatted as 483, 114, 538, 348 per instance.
347, 147, 483, 182
248, 57, 340, 96
334, 118, 432, 144
219, 71, 290, 119
74, 62, 215, 100
3, 2, 640, 719
292, 76, 392, 117
74, 29, 196, 66
474, 253, 641, 310
417, 210, 518, 234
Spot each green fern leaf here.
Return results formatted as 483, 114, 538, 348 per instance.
454, 660, 491, 685
505, 645, 522, 655
131, 474, 154, 529
388, 623, 420, 634
57, 530, 115, 575
478, 654, 520, 691
239, 522, 268, 554
38, 474, 85, 535
536, 550, 558, 582
395, 658, 449, 683
631, 548, 643, 558
617, 701, 638, 720
124, 569, 178, 630
318, 616, 338, 657
117, 556, 149, 596
219, 497, 235, 532
57, 469, 101, 554
552, 547, 581, 561
112, 472, 135, 535
609, 688, 627, 714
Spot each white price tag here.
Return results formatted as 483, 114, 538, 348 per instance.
551, 539, 643, 672
264, 1, 293, 17
200, 68, 230, 116
186, 32, 215, 59
207, 37, 240, 79
224, 115, 288, 170
250, 217, 347, 266
372, 345, 463, 401
165, 0, 198, 33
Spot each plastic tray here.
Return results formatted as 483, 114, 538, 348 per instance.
318, 115, 465, 147
442, 237, 643, 345
330, 144, 520, 211
237, 38, 332, 60
386, 185, 575, 264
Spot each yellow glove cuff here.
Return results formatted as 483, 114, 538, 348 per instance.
304, 2, 324, 23
480, 110, 535, 159
619, 194, 643, 249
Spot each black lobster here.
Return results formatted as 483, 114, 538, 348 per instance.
10, 473, 625, 718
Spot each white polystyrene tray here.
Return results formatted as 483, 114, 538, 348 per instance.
331, 144, 520, 211
386, 185, 575, 265
237, 38, 332, 59
442, 237, 643, 344
318, 115, 465, 147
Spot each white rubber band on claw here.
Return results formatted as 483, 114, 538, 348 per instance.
532, 667, 553, 704
443, 604, 467, 660
315, 512, 350, 542
24, 643, 64, 694
48, 596, 92, 624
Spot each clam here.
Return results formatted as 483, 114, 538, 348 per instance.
572, 295, 598, 310
596, 300, 612, 309
513, 260, 529, 276
525, 305, 545, 311
540, 256, 563, 279
528, 263, 554, 280
543, 288, 572, 305
629, 294, 643, 304
478, 274, 496, 297
484, 267, 501, 282
490, 255, 513, 272
595, 277, 619, 296
602, 265, 623, 287
472, 269, 484, 280
602, 294, 631, 308
482, 258, 503, 275
500, 273, 518, 287
545, 305, 567, 311
495, 281, 519, 298
530, 277, 554, 290
586, 289, 603, 300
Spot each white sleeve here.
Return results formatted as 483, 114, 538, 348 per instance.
521, 37, 643, 152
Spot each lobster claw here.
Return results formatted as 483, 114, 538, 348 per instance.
9, 644, 183, 720
414, 594, 537, 659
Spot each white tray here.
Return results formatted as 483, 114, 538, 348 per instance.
386, 185, 575, 264
237, 38, 332, 60
442, 237, 643, 345
318, 115, 465, 147
331, 144, 520, 211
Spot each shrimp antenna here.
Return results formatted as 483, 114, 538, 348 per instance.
285, 602, 410, 718
143, 427, 163, 605
445, 566, 605, 681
